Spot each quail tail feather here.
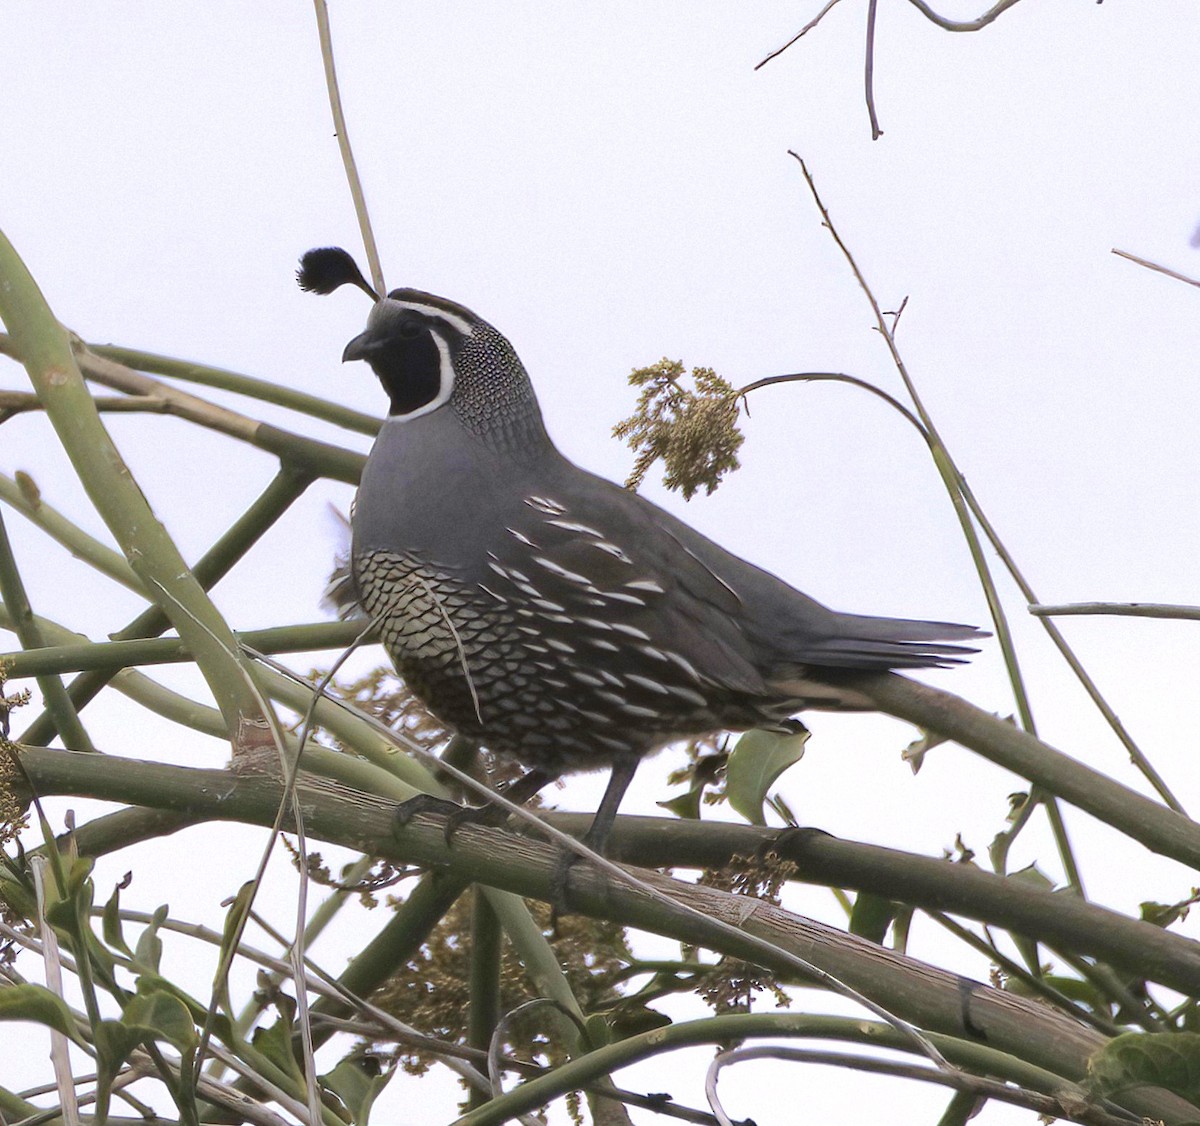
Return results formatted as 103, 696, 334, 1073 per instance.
795, 614, 986, 670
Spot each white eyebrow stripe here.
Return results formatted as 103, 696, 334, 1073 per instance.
395, 300, 475, 336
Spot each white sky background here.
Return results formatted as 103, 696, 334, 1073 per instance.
3, 2, 1200, 1123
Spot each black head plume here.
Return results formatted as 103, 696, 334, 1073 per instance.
296, 247, 378, 300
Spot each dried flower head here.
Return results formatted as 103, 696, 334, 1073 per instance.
613, 359, 744, 499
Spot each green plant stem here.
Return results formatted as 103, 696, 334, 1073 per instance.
467, 890, 502, 1110
2, 334, 369, 487
955, 475, 1185, 813
2, 620, 375, 678
788, 153, 1088, 891
0, 229, 266, 747
0, 602, 228, 739
0, 471, 144, 594
76, 343, 368, 486
855, 672, 1196, 875
547, 814, 1200, 1000
928, 911, 1122, 1036
19, 464, 314, 746
0, 509, 93, 750
88, 344, 380, 436
451, 1013, 1108, 1126
18, 751, 1196, 1124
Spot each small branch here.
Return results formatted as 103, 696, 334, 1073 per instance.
0, 390, 166, 423
312, 0, 385, 297
1030, 602, 1200, 622
865, 0, 883, 139
86, 343, 379, 437
707, 1046, 1135, 1126
754, 0, 847, 70
737, 373, 925, 435
1112, 248, 1200, 289
902, 0, 1026, 32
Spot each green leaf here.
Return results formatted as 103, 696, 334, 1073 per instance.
657, 784, 705, 821
253, 1014, 304, 1084
320, 1054, 391, 1125
726, 726, 808, 826
102, 876, 134, 957
848, 892, 897, 944
1089, 1031, 1200, 1104
134, 903, 168, 973
0, 876, 35, 920
605, 1005, 671, 1041
583, 1012, 612, 1049
122, 989, 199, 1054
0, 983, 79, 1040
94, 1018, 143, 1123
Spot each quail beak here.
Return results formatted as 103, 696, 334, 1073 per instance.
342, 331, 375, 363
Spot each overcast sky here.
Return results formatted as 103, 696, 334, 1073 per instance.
4, 4, 1200, 1122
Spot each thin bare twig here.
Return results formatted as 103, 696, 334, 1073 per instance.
1030, 602, 1200, 622
754, 0, 847, 70
865, 0, 883, 139
706, 1046, 1137, 1126
1112, 248, 1200, 290
903, 0, 1026, 32
787, 150, 1092, 891
312, 0, 385, 297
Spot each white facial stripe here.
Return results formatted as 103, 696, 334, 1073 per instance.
397, 301, 474, 337
387, 330, 455, 423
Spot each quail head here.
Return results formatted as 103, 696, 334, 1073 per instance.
300, 247, 984, 857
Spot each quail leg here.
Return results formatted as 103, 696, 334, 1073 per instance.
551, 757, 640, 910
394, 767, 555, 844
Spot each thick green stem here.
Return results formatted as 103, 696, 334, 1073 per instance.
2, 620, 374, 678
88, 344, 379, 436
19, 465, 313, 746
0, 510, 93, 750
0, 227, 264, 747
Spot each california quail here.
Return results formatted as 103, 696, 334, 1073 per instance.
300, 248, 984, 857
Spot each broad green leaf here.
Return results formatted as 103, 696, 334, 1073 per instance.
320, 1055, 391, 1125
253, 1014, 304, 1083
122, 989, 199, 1054
726, 727, 808, 826
1089, 1031, 1200, 1104
0, 983, 79, 1039
583, 1013, 612, 1049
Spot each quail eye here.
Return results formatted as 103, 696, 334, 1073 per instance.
397, 321, 424, 340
